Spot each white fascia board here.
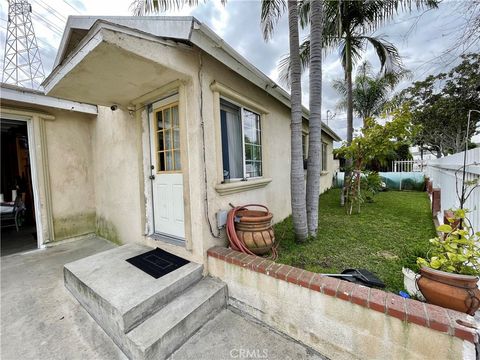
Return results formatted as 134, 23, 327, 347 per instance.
54, 16, 195, 68
45, 20, 185, 93
1, 86, 97, 115
43, 28, 104, 94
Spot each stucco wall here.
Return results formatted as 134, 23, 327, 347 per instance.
208, 254, 475, 360
193, 52, 338, 258
44, 110, 96, 240
91, 106, 144, 245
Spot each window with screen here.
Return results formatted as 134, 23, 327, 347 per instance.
220, 99, 262, 181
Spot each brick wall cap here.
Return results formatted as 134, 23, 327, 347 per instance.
207, 246, 478, 344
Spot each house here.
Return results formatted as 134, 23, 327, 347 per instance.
2, 16, 340, 262
1, 16, 475, 360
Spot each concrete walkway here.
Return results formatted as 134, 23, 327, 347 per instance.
1, 237, 325, 360
1, 237, 126, 360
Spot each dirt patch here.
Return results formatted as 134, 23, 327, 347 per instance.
375, 250, 399, 260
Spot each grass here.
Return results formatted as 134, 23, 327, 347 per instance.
274, 188, 437, 293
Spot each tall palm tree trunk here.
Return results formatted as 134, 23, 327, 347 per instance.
306, 0, 323, 237
288, 0, 308, 242
345, 35, 354, 147
342, 35, 354, 206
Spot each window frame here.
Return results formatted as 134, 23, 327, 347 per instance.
322, 141, 328, 172
220, 97, 263, 182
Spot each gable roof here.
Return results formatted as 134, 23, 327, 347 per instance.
48, 16, 341, 141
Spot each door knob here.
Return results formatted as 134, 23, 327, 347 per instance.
149, 175, 155, 180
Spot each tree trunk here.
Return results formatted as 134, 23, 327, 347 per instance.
288, 0, 308, 242
345, 36, 354, 147
342, 35, 354, 206
306, 0, 323, 237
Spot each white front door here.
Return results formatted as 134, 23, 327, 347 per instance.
150, 96, 185, 240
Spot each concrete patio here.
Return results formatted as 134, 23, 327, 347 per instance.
1, 237, 326, 360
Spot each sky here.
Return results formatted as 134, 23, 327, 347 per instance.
0, 0, 478, 142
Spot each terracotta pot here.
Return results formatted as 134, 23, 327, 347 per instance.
417, 267, 480, 315
234, 209, 275, 255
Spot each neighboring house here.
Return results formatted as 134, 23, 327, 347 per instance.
409, 145, 439, 161
1, 16, 340, 263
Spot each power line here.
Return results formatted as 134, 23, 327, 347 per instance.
31, 12, 63, 36
62, 0, 82, 14
31, 0, 67, 23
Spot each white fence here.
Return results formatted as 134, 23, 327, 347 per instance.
392, 159, 427, 172
424, 148, 480, 231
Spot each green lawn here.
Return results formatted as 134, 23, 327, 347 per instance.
274, 188, 437, 293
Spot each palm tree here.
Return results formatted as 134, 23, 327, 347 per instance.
262, 0, 309, 241
305, 0, 323, 237
332, 61, 410, 124
283, 0, 438, 205
281, 0, 438, 148
261, 0, 312, 242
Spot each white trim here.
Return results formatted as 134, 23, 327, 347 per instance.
215, 177, 272, 196
152, 93, 179, 110
0, 84, 97, 115
241, 107, 247, 180
141, 107, 154, 236
1, 115, 45, 249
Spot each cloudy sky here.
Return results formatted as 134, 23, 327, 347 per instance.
0, 0, 477, 142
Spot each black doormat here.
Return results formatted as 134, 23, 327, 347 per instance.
126, 248, 189, 279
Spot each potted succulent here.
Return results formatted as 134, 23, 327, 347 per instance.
416, 209, 480, 315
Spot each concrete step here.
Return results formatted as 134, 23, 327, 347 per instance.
125, 277, 227, 360
64, 244, 203, 334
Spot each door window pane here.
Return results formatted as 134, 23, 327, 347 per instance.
173, 106, 179, 127
173, 129, 180, 149
174, 150, 181, 170
164, 108, 171, 128
157, 111, 163, 129
154, 103, 181, 173
166, 151, 173, 171
158, 151, 165, 171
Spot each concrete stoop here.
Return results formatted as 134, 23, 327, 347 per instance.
64, 244, 227, 360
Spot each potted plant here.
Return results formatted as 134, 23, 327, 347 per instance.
416, 209, 480, 315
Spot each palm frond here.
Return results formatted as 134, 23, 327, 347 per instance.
362, 35, 404, 76
278, 37, 310, 87
298, 0, 310, 28
339, 36, 364, 72
260, 0, 287, 41
131, 0, 228, 15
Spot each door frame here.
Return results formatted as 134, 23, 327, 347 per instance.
1, 114, 45, 249
149, 94, 185, 243
135, 80, 192, 250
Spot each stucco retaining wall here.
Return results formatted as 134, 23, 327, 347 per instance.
207, 247, 478, 360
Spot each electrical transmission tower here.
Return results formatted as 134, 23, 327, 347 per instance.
2, 0, 45, 89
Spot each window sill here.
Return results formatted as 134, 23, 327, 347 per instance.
215, 177, 272, 196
